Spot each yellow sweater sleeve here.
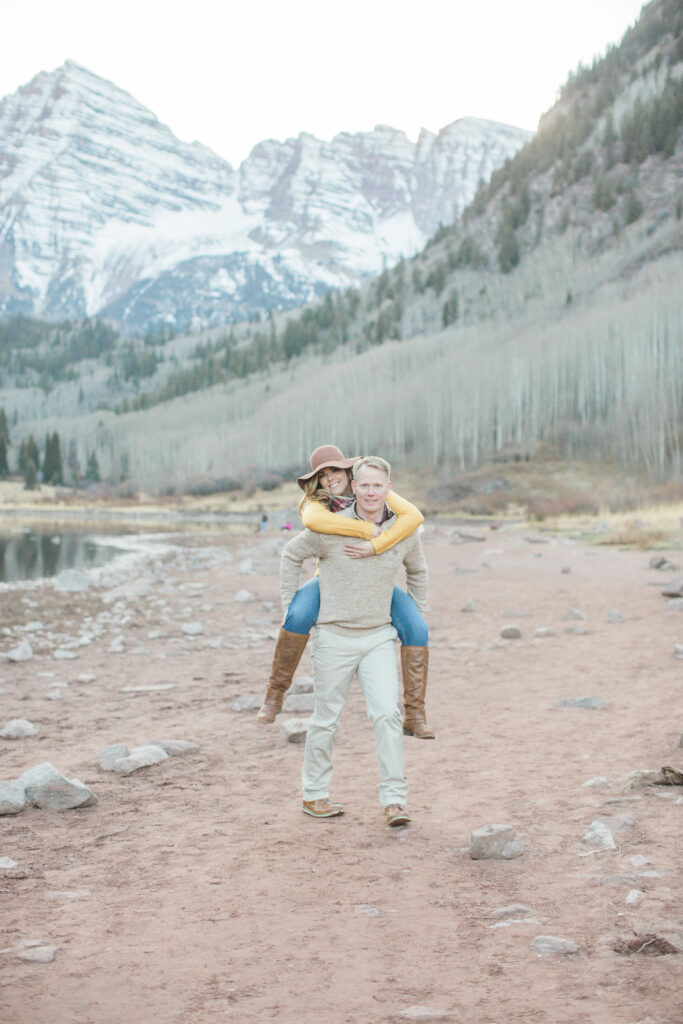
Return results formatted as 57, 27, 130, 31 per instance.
301, 499, 375, 540
371, 490, 424, 555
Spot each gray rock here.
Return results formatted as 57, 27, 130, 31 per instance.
650, 554, 670, 569
231, 693, 263, 712
54, 649, 78, 660
20, 763, 97, 810
583, 777, 610, 789
500, 624, 523, 639
606, 610, 624, 623
661, 578, 683, 597
1, 718, 40, 739
98, 744, 129, 771
625, 889, 644, 904
561, 566, 571, 574
679, 733, 683, 748
54, 569, 91, 592
290, 675, 314, 695
354, 903, 380, 916
77, 673, 96, 684
674, 644, 683, 659
6, 640, 33, 662
149, 739, 200, 756
461, 600, 476, 613
490, 903, 533, 918
239, 558, 255, 574
0, 781, 27, 816
469, 824, 523, 860
102, 578, 153, 604
665, 598, 683, 610
626, 769, 667, 789
112, 745, 168, 774
397, 1008, 455, 1022
535, 627, 556, 638
181, 621, 204, 636
582, 821, 616, 851
282, 718, 310, 743
0, 856, 18, 868
16, 945, 58, 963
503, 609, 530, 618
555, 696, 607, 709
233, 589, 255, 603
283, 693, 315, 713
531, 935, 579, 956
119, 684, 176, 693
564, 624, 589, 635
564, 608, 586, 621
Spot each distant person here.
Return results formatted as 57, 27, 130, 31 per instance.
258, 514, 268, 533
257, 444, 433, 739
280, 521, 293, 532
279, 456, 428, 825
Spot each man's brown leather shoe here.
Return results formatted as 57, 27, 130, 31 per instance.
385, 805, 411, 827
302, 798, 344, 818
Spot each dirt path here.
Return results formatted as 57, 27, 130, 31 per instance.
1, 523, 682, 1024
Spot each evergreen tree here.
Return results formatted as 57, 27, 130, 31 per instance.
85, 451, 100, 483
624, 190, 643, 225
0, 408, 9, 443
0, 436, 8, 478
23, 458, 38, 490
442, 290, 460, 328
42, 432, 54, 483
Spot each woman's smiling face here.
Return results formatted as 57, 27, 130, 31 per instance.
318, 466, 348, 495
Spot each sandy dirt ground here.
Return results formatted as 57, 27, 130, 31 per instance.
0, 521, 682, 1024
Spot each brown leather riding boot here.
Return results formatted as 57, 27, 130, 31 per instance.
401, 646, 435, 739
256, 628, 310, 724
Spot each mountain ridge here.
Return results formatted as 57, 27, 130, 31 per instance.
0, 60, 532, 334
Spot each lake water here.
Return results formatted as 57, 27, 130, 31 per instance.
0, 529, 126, 583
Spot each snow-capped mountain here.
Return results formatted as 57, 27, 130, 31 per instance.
0, 61, 533, 335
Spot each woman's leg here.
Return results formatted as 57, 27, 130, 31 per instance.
390, 587, 434, 740
257, 579, 320, 723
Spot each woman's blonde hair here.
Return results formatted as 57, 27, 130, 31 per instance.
298, 468, 353, 514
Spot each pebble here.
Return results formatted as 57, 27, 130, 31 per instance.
582, 821, 616, 851
120, 684, 176, 693
665, 598, 683, 610
283, 693, 315, 713
77, 673, 96, 684
531, 935, 579, 956
54, 569, 91, 592
234, 590, 255, 603
397, 1008, 454, 1022
239, 559, 255, 574
290, 676, 314, 695
583, 776, 610, 788
490, 903, 533, 918
674, 644, 683, 659
98, 744, 129, 770
20, 762, 97, 810
564, 625, 589, 635
461, 601, 476, 613
354, 904, 380, 916
535, 627, 556, 638
661, 578, 683, 597
627, 769, 666, 789
561, 566, 571, 574
606, 610, 624, 623
0, 856, 19, 869
0, 781, 27, 816
564, 608, 586, 621
231, 694, 263, 712
16, 945, 58, 963
0, 719, 40, 739
6, 640, 33, 662
150, 739, 200, 757
469, 824, 523, 860
625, 889, 644, 904
282, 718, 310, 743
112, 745, 169, 774
53, 649, 78, 660
500, 624, 523, 639
555, 696, 607, 710
181, 622, 204, 636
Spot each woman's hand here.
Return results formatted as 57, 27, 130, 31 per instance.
343, 540, 375, 558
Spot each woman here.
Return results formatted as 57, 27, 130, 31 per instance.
257, 444, 434, 738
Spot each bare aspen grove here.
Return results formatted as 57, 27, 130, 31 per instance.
19, 246, 681, 490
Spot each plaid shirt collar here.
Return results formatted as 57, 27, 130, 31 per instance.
324, 494, 392, 525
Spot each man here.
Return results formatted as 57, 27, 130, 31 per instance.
279, 456, 428, 827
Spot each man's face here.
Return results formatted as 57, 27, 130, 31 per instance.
351, 464, 391, 520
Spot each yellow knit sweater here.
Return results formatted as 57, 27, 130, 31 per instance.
300, 490, 423, 554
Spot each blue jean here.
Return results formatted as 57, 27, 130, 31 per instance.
283, 577, 428, 647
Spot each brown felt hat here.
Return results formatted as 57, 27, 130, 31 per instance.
297, 444, 361, 490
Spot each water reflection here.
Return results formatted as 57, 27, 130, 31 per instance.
0, 530, 124, 583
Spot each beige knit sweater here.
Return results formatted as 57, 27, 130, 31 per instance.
280, 508, 428, 635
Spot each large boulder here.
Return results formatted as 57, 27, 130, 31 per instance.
20, 763, 97, 810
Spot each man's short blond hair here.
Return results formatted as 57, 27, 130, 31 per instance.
352, 456, 391, 479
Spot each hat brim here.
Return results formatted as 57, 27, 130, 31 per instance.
297, 455, 360, 490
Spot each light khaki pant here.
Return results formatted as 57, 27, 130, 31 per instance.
302, 625, 408, 808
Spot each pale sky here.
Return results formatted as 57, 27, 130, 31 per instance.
2, 0, 646, 166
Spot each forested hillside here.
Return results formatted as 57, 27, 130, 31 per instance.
0, 0, 681, 492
